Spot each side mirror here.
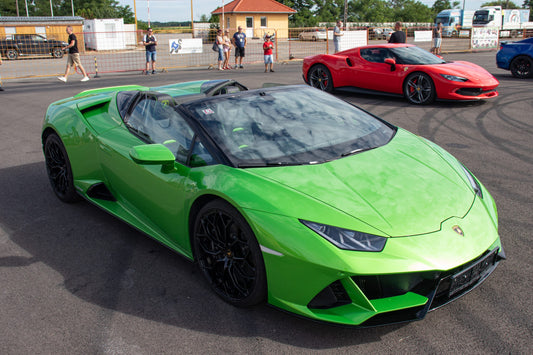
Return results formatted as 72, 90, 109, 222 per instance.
129, 144, 176, 172
384, 58, 396, 71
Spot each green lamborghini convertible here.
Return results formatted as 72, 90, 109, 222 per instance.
42, 79, 504, 326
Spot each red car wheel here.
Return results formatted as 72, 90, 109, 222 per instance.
308, 64, 333, 92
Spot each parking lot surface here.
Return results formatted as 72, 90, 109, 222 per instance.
0, 52, 531, 353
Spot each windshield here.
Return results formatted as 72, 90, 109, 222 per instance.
436, 16, 449, 25
183, 86, 395, 167
473, 11, 489, 24
390, 46, 445, 65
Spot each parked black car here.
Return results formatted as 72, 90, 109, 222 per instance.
0, 34, 68, 60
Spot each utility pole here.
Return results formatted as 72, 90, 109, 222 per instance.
344, 0, 348, 28
191, 0, 194, 38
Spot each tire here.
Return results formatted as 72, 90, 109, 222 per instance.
192, 199, 267, 307
307, 64, 333, 92
510, 55, 532, 79
404, 72, 436, 105
299, 34, 304, 41
6, 49, 18, 60
52, 47, 64, 58
44, 133, 81, 203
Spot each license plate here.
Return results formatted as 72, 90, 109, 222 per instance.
449, 249, 498, 297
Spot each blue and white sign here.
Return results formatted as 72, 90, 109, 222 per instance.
169, 38, 203, 54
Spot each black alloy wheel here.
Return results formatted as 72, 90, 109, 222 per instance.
404, 72, 436, 105
193, 200, 267, 307
510, 55, 532, 79
44, 134, 81, 203
308, 64, 333, 92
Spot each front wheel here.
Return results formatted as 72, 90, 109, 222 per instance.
52, 47, 64, 58
192, 200, 267, 307
307, 64, 333, 92
404, 72, 435, 105
6, 49, 18, 60
44, 133, 81, 203
510, 55, 532, 79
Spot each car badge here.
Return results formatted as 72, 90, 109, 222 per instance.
452, 225, 464, 236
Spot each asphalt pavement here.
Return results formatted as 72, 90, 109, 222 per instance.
0, 52, 531, 354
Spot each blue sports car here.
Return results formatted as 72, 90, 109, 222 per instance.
496, 37, 533, 79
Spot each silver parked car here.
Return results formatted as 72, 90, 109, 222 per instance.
298, 29, 327, 41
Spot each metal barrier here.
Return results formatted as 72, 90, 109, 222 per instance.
1, 26, 531, 81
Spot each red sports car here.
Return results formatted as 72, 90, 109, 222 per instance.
302, 44, 499, 104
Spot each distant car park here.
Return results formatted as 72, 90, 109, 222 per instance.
298, 29, 327, 41
370, 27, 394, 40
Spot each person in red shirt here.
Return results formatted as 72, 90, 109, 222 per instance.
263, 35, 274, 73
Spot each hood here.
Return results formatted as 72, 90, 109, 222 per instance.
439, 61, 496, 82
249, 129, 474, 237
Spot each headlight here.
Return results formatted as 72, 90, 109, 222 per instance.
461, 165, 483, 198
300, 220, 387, 252
440, 74, 468, 82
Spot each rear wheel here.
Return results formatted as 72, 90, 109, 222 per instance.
192, 200, 267, 307
510, 55, 532, 79
44, 133, 81, 203
6, 49, 18, 60
308, 64, 333, 92
404, 72, 435, 105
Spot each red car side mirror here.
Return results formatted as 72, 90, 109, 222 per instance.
384, 58, 396, 71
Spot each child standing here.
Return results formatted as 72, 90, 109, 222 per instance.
263, 35, 274, 73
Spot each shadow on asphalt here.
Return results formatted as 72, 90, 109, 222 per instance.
0, 161, 406, 349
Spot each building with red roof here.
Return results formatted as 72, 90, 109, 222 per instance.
211, 0, 296, 39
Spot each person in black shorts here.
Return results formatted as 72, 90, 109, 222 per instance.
232, 26, 247, 69
58, 26, 89, 82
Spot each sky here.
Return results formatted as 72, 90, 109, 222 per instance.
117, 0, 489, 23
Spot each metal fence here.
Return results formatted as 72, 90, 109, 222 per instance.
1, 26, 531, 81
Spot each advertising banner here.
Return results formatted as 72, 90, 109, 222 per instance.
471, 27, 499, 50
169, 38, 203, 54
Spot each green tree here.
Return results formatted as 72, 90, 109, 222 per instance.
393, 0, 434, 22
348, 0, 394, 22
0, 0, 20, 16
314, 0, 345, 23
481, 1, 521, 8
0, 0, 134, 23
432, 0, 461, 15
278, 0, 318, 27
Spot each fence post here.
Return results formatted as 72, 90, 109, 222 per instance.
93, 56, 100, 78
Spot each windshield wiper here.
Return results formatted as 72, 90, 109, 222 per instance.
340, 146, 376, 158
237, 161, 305, 168
341, 148, 363, 157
